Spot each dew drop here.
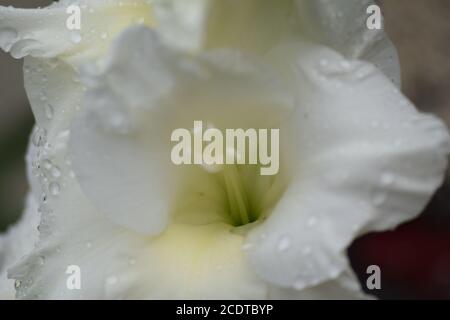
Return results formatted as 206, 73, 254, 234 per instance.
380, 172, 394, 186
50, 166, 61, 178
329, 265, 341, 278
49, 182, 61, 196
41, 159, 53, 170
293, 278, 306, 290
86, 242, 92, 249
101, 32, 108, 40
38, 175, 49, 186
318, 59, 329, 68
277, 235, 291, 252
339, 60, 351, 70
38, 256, 45, 266
45, 103, 54, 120
32, 127, 47, 147
70, 31, 82, 44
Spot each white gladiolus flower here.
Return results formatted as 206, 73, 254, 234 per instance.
0, 0, 449, 299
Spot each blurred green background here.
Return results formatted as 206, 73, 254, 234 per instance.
0, 0, 449, 299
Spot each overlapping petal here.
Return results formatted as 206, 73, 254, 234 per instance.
0, 0, 154, 63
154, 0, 399, 84
0, 195, 39, 299
0, 0, 447, 301
245, 41, 449, 290
70, 26, 294, 235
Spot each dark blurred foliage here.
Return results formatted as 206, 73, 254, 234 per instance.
0, 0, 449, 299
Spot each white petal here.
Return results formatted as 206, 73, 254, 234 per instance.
0, 195, 39, 299
295, 0, 401, 86
269, 269, 372, 299
1, 0, 155, 207
70, 26, 294, 235
121, 223, 267, 299
10, 176, 267, 299
152, 0, 210, 51
9, 25, 289, 300
0, 0, 154, 64
9, 180, 144, 299
152, 0, 399, 84
246, 41, 449, 289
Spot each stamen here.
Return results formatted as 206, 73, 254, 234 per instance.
222, 164, 251, 226
190, 123, 264, 227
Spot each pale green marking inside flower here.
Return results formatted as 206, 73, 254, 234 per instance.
174, 158, 285, 229
222, 164, 251, 226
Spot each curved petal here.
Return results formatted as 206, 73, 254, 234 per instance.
9, 177, 145, 299
120, 223, 267, 299
10, 172, 267, 299
269, 269, 372, 299
0, 0, 156, 216
151, 0, 210, 51
0, 0, 154, 64
70, 26, 294, 235
295, 0, 401, 86
245, 41, 449, 290
0, 195, 39, 299
148, 0, 399, 84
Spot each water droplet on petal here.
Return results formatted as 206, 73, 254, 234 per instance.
318, 59, 328, 68
50, 166, 61, 178
49, 182, 60, 196
38, 256, 45, 266
329, 265, 341, 278
380, 172, 394, 186
293, 278, 306, 290
45, 103, 54, 119
70, 31, 82, 44
41, 159, 53, 170
277, 235, 291, 252
38, 203, 52, 215
32, 127, 47, 147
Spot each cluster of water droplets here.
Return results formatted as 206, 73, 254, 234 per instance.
30, 128, 76, 231
31, 144, 63, 211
